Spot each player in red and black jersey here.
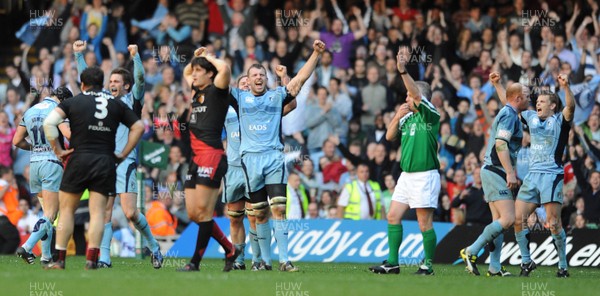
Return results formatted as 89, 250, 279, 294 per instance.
42, 67, 144, 269
177, 48, 240, 272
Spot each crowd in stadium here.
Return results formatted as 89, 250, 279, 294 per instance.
1, 0, 600, 254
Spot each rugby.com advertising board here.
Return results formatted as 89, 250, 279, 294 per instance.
168, 218, 454, 263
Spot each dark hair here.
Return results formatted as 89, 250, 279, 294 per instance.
0, 165, 11, 177
51, 86, 73, 102
190, 57, 217, 80
247, 63, 267, 76
538, 91, 561, 112
80, 67, 104, 89
329, 77, 341, 85
110, 67, 133, 91
357, 161, 370, 169
317, 86, 329, 96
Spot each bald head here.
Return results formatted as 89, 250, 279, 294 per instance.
506, 83, 524, 102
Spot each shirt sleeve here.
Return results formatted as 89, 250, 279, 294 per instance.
495, 110, 517, 142
337, 186, 351, 207
19, 114, 26, 127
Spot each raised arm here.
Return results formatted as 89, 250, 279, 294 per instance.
204, 53, 231, 90
128, 45, 145, 101
351, 6, 367, 40
397, 49, 421, 105
439, 58, 462, 91
73, 40, 88, 73
286, 40, 325, 97
489, 72, 507, 105
558, 74, 575, 122
331, 0, 349, 34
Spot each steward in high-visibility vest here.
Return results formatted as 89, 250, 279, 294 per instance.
343, 180, 382, 220
286, 184, 309, 219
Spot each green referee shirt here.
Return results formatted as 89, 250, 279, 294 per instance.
398, 96, 440, 173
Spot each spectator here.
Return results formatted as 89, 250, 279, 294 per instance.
146, 193, 177, 237
381, 173, 396, 214
0, 166, 21, 254
305, 87, 342, 154
17, 199, 38, 235
450, 167, 492, 226
337, 163, 384, 220
307, 202, 319, 219
361, 66, 387, 131
0, 112, 16, 169
308, 6, 367, 70
286, 172, 310, 220
571, 139, 600, 225
315, 51, 336, 88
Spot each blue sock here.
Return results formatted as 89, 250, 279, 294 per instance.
467, 220, 503, 255
41, 226, 54, 260
133, 214, 159, 252
256, 222, 272, 266
552, 229, 567, 270
23, 217, 50, 253
235, 243, 246, 265
249, 228, 261, 263
489, 232, 503, 273
100, 222, 113, 264
516, 229, 531, 264
272, 219, 289, 263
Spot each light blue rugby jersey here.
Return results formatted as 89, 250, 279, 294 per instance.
224, 106, 241, 166
230, 86, 292, 155
521, 110, 570, 174
75, 51, 145, 160
20, 98, 60, 162
483, 103, 523, 168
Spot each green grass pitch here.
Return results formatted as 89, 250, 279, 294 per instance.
2, 256, 598, 296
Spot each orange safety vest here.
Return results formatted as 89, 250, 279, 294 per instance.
146, 201, 177, 236
0, 183, 23, 226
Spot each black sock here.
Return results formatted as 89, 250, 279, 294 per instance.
190, 220, 214, 266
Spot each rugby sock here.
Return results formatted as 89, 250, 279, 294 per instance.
272, 219, 289, 263
552, 229, 567, 270
56, 248, 66, 265
516, 229, 531, 264
190, 220, 213, 266
467, 220, 503, 255
256, 221, 272, 266
133, 214, 159, 253
235, 243, 246, 264
387, 224, 403, 265
489, 233, 504, 273
422, 229, 436, 269
86, 248, 99, 263
41, 225, 54, 261
99, 222, 112, 264
211, 221, 234, 255
249, 229, 261, 263
23, 216, 51, 252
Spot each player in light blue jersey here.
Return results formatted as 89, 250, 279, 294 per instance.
73, 40, 163, 268
229, 40, 325, 272
512, 74, 575, 278
225, 71, 295, 271
13, 87, 73, 266
461, 72, 530, 276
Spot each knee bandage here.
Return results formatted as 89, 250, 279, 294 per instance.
251, 201, 269, 216
270, 196, 287, 209
227, 208, 246, 218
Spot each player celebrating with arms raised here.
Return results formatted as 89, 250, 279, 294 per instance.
503, 74, 574, 277
43, 67, 144, 269
72, 40, 164, 269
369, 48, 440, 275
229, 40, 325, 271
460, 73, 530, 276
